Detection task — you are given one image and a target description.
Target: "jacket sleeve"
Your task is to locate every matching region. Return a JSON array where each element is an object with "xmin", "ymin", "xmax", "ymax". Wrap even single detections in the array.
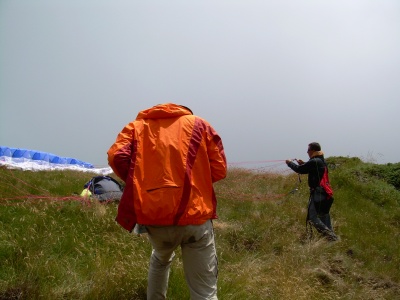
[
  {"xmin": 287, "ymin": 159, "xmax": 314, "ymax": 174},
  {"xmin": 206, "ymin": 126, "xmax": 227, "ymax": 183},
  {"xmin": 107, "ymin": 122, "xmax": 136, "ymax": 182}
]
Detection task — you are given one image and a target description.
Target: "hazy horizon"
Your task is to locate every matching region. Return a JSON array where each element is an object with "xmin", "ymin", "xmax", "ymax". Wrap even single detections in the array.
[{"xmin": 1, "ymin": 1, "xmax": 399, "ymax": 167}]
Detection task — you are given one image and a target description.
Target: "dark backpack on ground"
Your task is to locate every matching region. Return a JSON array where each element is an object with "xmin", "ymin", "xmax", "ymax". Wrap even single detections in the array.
[{"xmin": 84, "ymin": 176, "xmax": 123, "ymax": 202}]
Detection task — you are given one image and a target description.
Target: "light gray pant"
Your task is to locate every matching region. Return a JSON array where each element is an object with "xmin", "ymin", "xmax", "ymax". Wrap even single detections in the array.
[{"xmin": 146, "ymin": 220, "xmax": 218, "ymax": 300}]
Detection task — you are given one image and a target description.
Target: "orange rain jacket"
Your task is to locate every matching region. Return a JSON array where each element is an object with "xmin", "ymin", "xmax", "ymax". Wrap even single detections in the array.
[{"xmin": 107, "ymin": 103, "xmax": 227, "ymax": 232}]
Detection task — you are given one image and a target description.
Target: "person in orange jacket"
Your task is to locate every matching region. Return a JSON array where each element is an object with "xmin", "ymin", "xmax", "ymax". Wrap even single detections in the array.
[{"xmin": 107, "ymin": 103, "xmax": 227, "ymax": 300}]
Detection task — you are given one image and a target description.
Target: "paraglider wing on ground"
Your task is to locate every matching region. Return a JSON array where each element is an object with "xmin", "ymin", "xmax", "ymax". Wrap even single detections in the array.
[{"xmin": 0, "ymin": 146, "xmax": 112, "ymax": 175}]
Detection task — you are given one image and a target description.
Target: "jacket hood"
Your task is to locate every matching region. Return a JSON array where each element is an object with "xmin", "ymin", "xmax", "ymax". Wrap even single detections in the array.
[
  {"xmin": 311, "ymin": 151, "xmax": 324, "ymax": 158},
  {"xmin": 136, "ymin": 103, "xmax": 192, "ymax": 120}
]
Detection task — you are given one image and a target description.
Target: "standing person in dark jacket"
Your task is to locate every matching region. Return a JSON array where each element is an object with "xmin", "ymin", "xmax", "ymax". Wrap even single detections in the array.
[{"xmin": 286, "ymin": 142, "xmax": 338, "ymax": 241}]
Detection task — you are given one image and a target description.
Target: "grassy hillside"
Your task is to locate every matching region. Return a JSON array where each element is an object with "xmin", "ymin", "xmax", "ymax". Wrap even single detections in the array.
[{"xmin": 0, "ymin": 157, "xmax": 399, "ymax": 299}]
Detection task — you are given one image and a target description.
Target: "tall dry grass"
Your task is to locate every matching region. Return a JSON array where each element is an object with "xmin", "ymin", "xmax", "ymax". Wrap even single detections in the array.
[{"xmin": 0, "ymin": 157, "xmax": 399, "ymax": 299}]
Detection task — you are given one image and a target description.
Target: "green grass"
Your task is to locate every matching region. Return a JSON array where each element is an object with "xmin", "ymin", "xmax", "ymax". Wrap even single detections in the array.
[{"xmin": 0, "ymin": 157, "xmax": 399, "ymax": 299}]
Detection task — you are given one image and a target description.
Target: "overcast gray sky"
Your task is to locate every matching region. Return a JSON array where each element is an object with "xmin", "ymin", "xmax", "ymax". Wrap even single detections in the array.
[{"xmin": 1, "ymin": 0, "xmax": 399, "ymax": 168}]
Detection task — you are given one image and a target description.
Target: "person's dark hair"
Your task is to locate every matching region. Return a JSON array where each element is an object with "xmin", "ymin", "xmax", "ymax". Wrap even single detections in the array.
[
  {"xmin": 179, "ymin": 105, "xmax": 193, "ymax": 115},
  {"xmin": 308, "ymin": 142, "xmax": 321, "ymax": 151}
]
